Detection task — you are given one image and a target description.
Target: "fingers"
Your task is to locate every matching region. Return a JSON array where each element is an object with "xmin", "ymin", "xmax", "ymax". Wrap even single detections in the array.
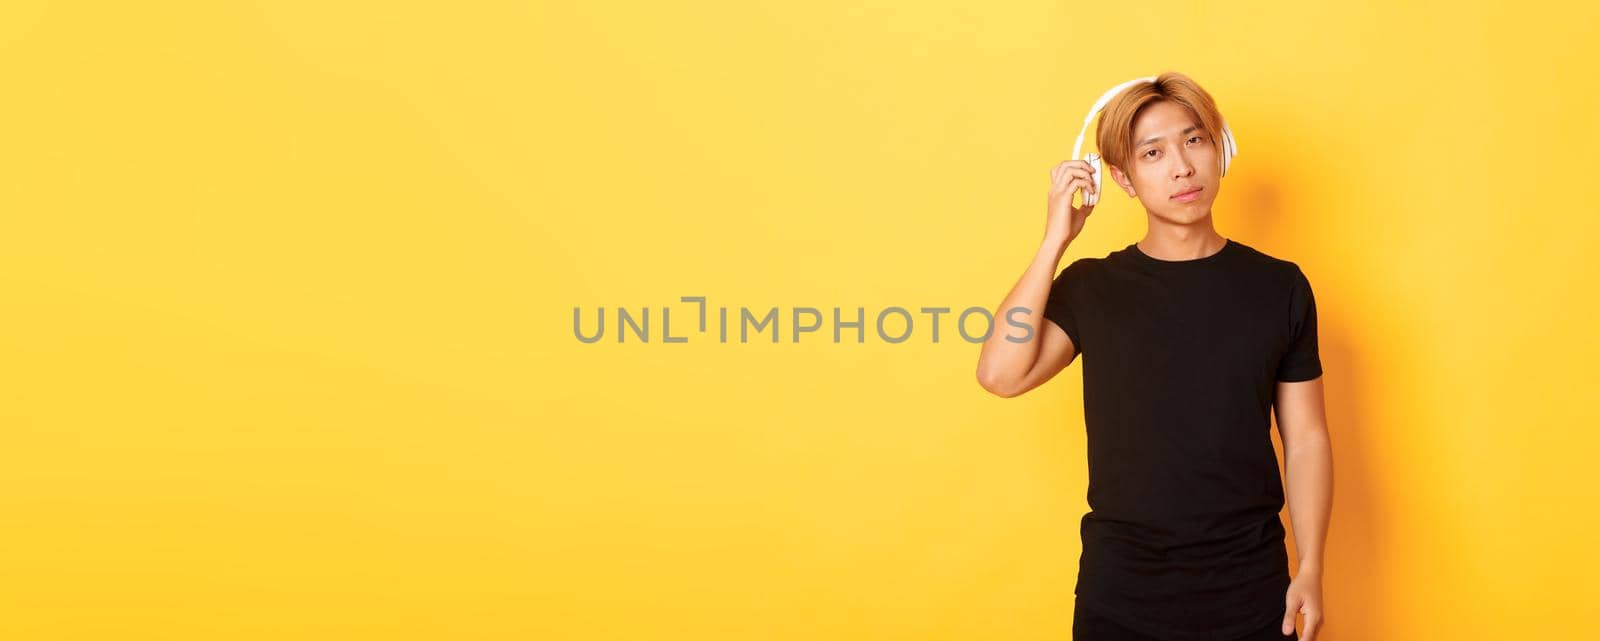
[
  {"xmin": 1061, "ymin": 167, "xmax": 1094, "ymax": 185},
  {"xmin": 1050, "ymin": 175, "xmax": 1095, "ymax": 201},
  {"xmin": 1051, "ymin": 160, "xmax": 1097, "ymax": 187},
  {"xmin": 1281, "ymin": 597, "xmax": 1299, "ymax": 636},
  {"xmin": 1074, "ymin": 173, "xmax": 1097, "ymax": 198},
  {"xmin": 1303, "ymin": 610, "xmax": 1323, "ymax": 641},
  {"xmin": 1062, "ymin": 158, "xmax": 1097, "ymax": 174},
  {"xmin": 1053, "ymin": 160, "xmax": 1096, "ymax": 184},
  {"xmin": 1050, "ymin": 168, "xmax": 1098, "ymax": 199}
]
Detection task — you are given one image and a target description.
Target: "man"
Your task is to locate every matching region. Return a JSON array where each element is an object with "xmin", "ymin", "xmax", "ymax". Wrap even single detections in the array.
[{"xmin": 975, "ymin": 72, "xmax": 1332, "ymax": 641}]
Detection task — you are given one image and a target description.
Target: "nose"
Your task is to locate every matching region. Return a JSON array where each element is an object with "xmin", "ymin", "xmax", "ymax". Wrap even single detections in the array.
[{"xmin": 1173, "ymin": 152, "xmax": 1195, "ymax": 180}]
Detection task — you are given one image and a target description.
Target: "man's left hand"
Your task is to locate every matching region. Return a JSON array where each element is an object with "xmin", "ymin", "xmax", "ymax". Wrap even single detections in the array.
[{"xmin": 1281, "ymin": 568, "xmax": 1324, "ymax": 640}]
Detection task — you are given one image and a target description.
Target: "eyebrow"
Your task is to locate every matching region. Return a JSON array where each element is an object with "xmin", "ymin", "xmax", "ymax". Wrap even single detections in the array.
[{"xmin": 1137, "ymin": 124, "xmax": 1202, "ymax": 147}]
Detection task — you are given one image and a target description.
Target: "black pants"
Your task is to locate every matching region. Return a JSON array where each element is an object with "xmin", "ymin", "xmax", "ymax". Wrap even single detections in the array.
[{"xmin": 1073, "ymin": 599, "xmax": 1298, "ymax": 641}]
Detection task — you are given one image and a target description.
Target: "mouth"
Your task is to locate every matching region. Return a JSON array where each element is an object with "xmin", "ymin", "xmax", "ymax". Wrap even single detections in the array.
[{"xmin": 1171, "ymin": 186, "xmax": 1203, "ymax": 201}]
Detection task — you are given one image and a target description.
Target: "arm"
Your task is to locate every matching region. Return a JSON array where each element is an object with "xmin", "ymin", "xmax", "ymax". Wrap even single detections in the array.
[
  {"xmin": 975, "ymin": 158, "xmax": 1098, "ymax": 398},
  {"xmin": 1276, "ymin": 375, "xmax": 1332, "ymax": 640},
  {"xmin": 974, "ymin": 236, "xmax": 1078, "ymax": 398}
]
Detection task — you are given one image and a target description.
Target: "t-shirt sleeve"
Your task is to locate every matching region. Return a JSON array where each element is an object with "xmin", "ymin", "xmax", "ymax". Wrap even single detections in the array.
[
  {"xmin": 1043, "ymin": 260, "xmax": 1084, "ymax": 352},
  {"xmin": 1276, "ymin": 266, "xmax": 1323, "ymax": 382}
]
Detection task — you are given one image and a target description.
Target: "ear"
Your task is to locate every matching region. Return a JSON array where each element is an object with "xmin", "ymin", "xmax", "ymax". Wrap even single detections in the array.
[{"xmin": 1108, "ymin": 164, "xmax": 1138, "ymax": 197}]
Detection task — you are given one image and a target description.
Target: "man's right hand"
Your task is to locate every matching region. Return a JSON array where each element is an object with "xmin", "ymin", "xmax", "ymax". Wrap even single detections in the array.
[{"xmin": 1046, "ymin": 158, "xmax": 1098, "ymax": 245}]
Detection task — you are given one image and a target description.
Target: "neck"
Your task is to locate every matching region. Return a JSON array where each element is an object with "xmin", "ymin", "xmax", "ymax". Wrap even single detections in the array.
[{"xmin": 1138, "ymin": 217, "xmax": 1226, "ymax": 261}]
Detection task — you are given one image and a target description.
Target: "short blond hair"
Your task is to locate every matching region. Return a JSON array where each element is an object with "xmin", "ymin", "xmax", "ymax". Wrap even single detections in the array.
[{"xmin": 1094, "ymin": 71, "xmax": 1229, "ymax": 177}]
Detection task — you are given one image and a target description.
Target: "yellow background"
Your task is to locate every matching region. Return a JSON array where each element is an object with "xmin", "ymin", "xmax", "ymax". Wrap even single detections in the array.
[{"xmin": 2, "ymin": 1, "xmax": 1596, "ymax": 639}]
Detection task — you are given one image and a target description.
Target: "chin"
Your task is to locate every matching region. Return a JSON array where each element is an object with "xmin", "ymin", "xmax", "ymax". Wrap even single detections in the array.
[{"xmin": 1151, "ymin": 204, "xmax": 1213, "ymax": 224}]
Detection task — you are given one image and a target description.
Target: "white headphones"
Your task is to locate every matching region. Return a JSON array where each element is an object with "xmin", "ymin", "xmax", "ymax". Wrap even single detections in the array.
[{"xmin": 1071, "ymin": 76, "xmax": 1238, "ymax": 206}]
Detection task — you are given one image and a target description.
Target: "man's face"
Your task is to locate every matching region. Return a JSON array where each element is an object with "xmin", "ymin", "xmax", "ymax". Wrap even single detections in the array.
[{"xmin": 1107, "ymin": 100, "xmax": 1221, "ymax": 224}]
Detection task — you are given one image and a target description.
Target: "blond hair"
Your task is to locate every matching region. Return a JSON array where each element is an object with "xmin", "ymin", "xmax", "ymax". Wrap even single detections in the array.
[{"xmin": 1094, "ymin": 71, "xmax": 1229, "ymax": 177}]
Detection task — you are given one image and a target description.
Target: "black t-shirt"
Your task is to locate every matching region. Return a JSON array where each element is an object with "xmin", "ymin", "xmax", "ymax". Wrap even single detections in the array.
[{"xmin": 1043, "ymin": 237, "xmax": 1322, "ymax": 641}]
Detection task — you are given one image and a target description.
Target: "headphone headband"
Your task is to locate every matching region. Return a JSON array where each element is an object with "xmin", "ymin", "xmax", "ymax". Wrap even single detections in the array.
[{"xmin": 1071, "ymin": 76, "xmax": 1158, "ymax": 161}]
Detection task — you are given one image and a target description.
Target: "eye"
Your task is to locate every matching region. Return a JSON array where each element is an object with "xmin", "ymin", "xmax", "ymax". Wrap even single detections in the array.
[
  {"xmin": 1143, "ymin": 149, "xmax": 1158, "ymax": 159},
  {"xmin": 1188, "ymin": 136, "xmax": 1204, "ymax": 144}
]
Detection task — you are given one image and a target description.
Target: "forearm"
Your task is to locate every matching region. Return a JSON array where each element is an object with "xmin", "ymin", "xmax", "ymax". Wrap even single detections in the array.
[
  {"xmin": 1284, "ymin": 433, "xmax": 1333, "ymax": 574},
  {"xmin": 975, "ymin": 236, "xmax": 1068, "ymax": 391}
]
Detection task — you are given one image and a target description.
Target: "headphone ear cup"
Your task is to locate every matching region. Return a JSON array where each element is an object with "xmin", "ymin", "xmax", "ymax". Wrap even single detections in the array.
[
  {"xmin": 1087, "ymin": 154, "xmax": 1102, "ymax": 206},
  {"xmin": 1220, "ymin": 125, "xmax": 1236, "ymax": 176}
]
